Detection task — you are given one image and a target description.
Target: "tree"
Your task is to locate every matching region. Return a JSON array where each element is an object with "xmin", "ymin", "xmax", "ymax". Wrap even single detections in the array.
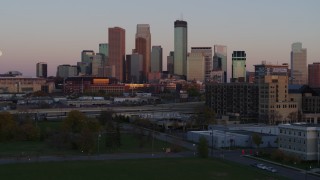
[
  {"xmin": 62, "ymin": 110, "xmax": 87, "ymax": 133},
  {"xmin": 194, "ymin": 106, "xmax": 216, "ymax": 129},
  {"xmin": 197, "ymin": 136, "xmax": 209, "ymax": 158},
  {"xmin": 287, "ymin": 111, "xmax": 298, "ymax": 123},
  {"xmin": 0, "ymin": 112, "xmax": 17, "ymax": 141},
  {"xmin": 269, "ymin": 111, "xmax": 283, "ymax": 125},
  {"xmin": 252, "ymin": 133, "xmax": 262, "ymax": 148},
  {"xmin": 98, "ymin": 110, "xmax": 114, "ymax": 126}
]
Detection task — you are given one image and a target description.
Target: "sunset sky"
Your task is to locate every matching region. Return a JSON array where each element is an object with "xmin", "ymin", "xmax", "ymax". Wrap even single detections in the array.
[{"xmin": 0, "ymin": 0, "xmax": 319, "ymax": 77}]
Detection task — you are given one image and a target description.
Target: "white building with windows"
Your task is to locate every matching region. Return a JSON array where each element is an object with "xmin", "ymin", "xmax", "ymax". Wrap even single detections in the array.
[{"xmin": 278, "ymin": 123, "xmax": 320, "ymax": 161}]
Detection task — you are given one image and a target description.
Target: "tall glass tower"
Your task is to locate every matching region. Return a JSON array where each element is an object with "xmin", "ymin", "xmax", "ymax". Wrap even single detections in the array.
[
  {"xmin": 174, "ymin": 20, "xmax": 187, "ymax": 77},
  {"xmin": 232, "ymin": 51, "xmax": 246, "ymax": 82}
]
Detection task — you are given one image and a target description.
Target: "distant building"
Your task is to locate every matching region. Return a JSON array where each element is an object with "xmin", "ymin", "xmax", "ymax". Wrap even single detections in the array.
[
  {"xmin": 136, "ymin": 24, "xmax": 151, "ymax": 81},
  {"xmin": 308, "ymin": 62, "xmax": 320, "ymax": 88},
  {"xmin": 174, "ymin": 20, "xmax": 188, "ymax": 76},
  {"xmin": 291, "ymin": 42, "xmax": 307, "ymax": 85},
  {"xmin": 213, "ymin": 45, "xmax": 227, "ymax": 82},
  {"xmin": 191, "ymin": 47, "xmax": 212, "ymax": 82},
  {"xmin": 91, "ymin": 53, "xmax": 105, "ymax": 77},
  {"xmin": 167, "ymin": 51, "xmax": 174, "ymax": 74},
  {"xmin": 210, "ymin": 70, "xmax": 225, "ymax": 83},
  {"xmin": 187, "ymin": 52, "xmax": 205, "ymax": 82},
  {"xmin": 108, "ymin": 27, "xmax": 126, "ymax": 82},
  {"xmin": 36, "ymin": 62, "xmax": 47, "ymax": 78},
  {"xmin": 64, "ymin": 77, "xmax": 121, "ymax": 94},
  {"xmin": 151, "ymin": 46, "xmax": 163, "ymax": 73},
  {"xmin": 99, "ymin": 43, "xmax": 108, "ymax": 57},
  {"xmin": 232, "ymin": 51, "xmax": 246, "ymax": 82},
  {"xmin": 56, "ymin": 64, "xmax": 78, "ymax": 78},
  {"xmin": 0, "ymin": 77, "xmax": 54, "ymax": 93},
  {"xmin": 127, "ymin": 53, "xmax": 143, "ymax": 83}
]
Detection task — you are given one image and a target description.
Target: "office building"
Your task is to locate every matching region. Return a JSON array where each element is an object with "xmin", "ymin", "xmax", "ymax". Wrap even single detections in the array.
[
  {"xmin": 136, "ymin": 24, "xmax": 151, "ymax": 81},
  {"xmin": 108, "ymin": 27, "xmax": 125, "ymax": 82},
  {"xmin": 174, "ymin": 20, "xmax": 187, "ymax": 76},
  {"xmin": 99, "ymin": 43, "xmax": 108, "ymax": 65},
  {"xmin": 151, "ymin": 46, "xmax": 163, "ymax": 73},
  {"xmin": 210, "ymin": 71, "xmax": 225, "ymax": 83},
  {"xmin": 191, "ymin": 47, "xmax": 212, "ymax": 82},
  {"xmin": 254, "ymin": 63, "xmax": 298, "ymax": 124},
  {"xmin": 308, "ymin": 62, "xmax": 320, "ymax": 88},
  {"xmin": 56, "ymin": 64, "xmax": 78, "ymax": 78},
  {"xmin": 91, "ymin": 53, "xmax": 105, "ymax": 77},
  {"xmin": 167, "ymin": 51, "xmax": 174, "ymax": 74},
  {"xmin": 187, "ymin": 52, "xmax": 205, "ymax": 82},
  {"xmin": 232, "ymin": 51, "xmax": 246, "ymax": 82},
  {"xmin": 206, "ymin": 83, "xmax": 259, "ymax": 121},
  {"xmin": 213, "ymin": 45, "xmax": 227, "ymax": 82},
  {"xmin": 291, "ymin": 42, "xmax": 307, "ymax": 85},
  {"xmin": 79, "ymin": 50, "xmax": 95, "ymax": 75},
  {"xmin": 126, "ymin": 53, "xmax": 143, "ymax": 83},
  {"xmin": 36, "ymin": 62, "xmax": 47, "ymax": 78},
  {"xmin": 0, "ymin": 77, "xmax": 54, "ymax": 94}
]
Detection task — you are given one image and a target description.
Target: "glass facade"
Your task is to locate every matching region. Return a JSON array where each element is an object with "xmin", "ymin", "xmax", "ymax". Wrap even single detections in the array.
[
  {"xmin": 232, "ymin": 51, "xmax": 246, "ymax": 82},
  {"xmin": 174, "ymin": 20, "xmax": 187, "ymax": 76}
]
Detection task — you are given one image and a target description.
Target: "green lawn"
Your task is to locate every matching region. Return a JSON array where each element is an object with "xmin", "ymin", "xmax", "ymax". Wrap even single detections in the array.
[
  {"xmin": 0, "ymin": 133, "xmax": 175, "ymax": 157},
  {"xmin": 0, "ymin": 158, "xmax": 285, "ymax": 180}
]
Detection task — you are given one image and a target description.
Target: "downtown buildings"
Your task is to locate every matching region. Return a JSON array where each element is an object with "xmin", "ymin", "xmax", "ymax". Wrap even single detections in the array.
[{"xmin": 36, "ymin": 62, "xmax": 47, "ymax": 78}]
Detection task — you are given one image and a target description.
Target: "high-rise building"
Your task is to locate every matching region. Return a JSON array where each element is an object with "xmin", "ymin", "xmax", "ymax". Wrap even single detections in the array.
[
  {"xmin": 291, "ymin": 42, "xmax": 307, "ymax": 85},
  {"xmin": 126, "ymin": 53, "xmax": 143, "ymax": 83},
  {"xmin": 99, "ymin": 43, "xmax": 108, "ymax": 65},
  {"xmin": 174, "ymin": 20, "xmax": 187, "ymax": 77},
  {"xmin": 167, "ymin": 51, "xmax": 174, "ymax": 74},
  {"xmin": 79, "ymin": 50, "xmax": 95, "ymax": 75},
  {"xmin": 108, "ymin": 27, "xmax": 125, "ymax": 82},
  {"xmin": 308, "ymin": 62, "xmax": 320, "ymax": 88},
  {"xmin": 232, "ymin": 51, "xmax": 246, "ymax": 82},
  {"xmin": 36, "ymin": 62, "xmax": 47, "ymax": 78},
  {"xmin": 187, "ymin": 52, "xmax": 205, "ymax": 82},
  {"xmin": 91, "ymin": 53, "xmax": 105, "ymax": 77},
  {"xmin": 151, "ymin": 46, "xmax": 163, "ymax": 73},
  {"xmin": 191, "ymin": 47, "xmax": 212, "ymax": 82},
  {"xmin": 254, "ymin": 63, "xmax": 298, "ymax": 124},
  {"xmin": 56, "ymin": 64, "xmax": 78, "ymax": 78},
  {"xmin": 135, "ymin": 24, "xmax": 151, "ymax": 81},
  {"xmin": 213, "ymin": 45, "xmax": 227, "ymax": 82}
]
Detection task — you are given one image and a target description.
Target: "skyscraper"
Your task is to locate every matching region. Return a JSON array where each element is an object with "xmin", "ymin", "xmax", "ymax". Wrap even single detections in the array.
[
  {"xmin": 99, "ymin": 43, "xmax": 108, "ymax": 57},
  {"xmin": 135, "ymin": 24, "xmax": 151, "ymax": 81},
  {"xmin": 187, "ymin": 52, "xmax": 205, "ymax": 82},
  {"xmin": 167, "ymin": 51, "xmax": 174, "ymax": 74},
  {"xmin": 151, "ymin": 46, "xmax": 163, "ymax": 73},
  {"xmin": 232, "ymin": 51, "xmax": 246, "ymax": 82},
  {"xmin": 79, "ymin": 50, "xmax": 95, "ymax": 75},
  {"xmin": 291, "ymin": 42, "xmax": 307, "ymax": 85},
  {"xmin": 308, "ymin": 62, "xmax": 320, "ymax": 88},
  {"xmin": 191, "ymin": 47, "xmax": 212, "ymax": 82},
  {"xmin": 36, "ymin": 62, "xmax": 47, "ymax": 78},
  {"xmin": 213, "ymin": 45, "xmax": 227, "ymax": 82},
  {"xmin": 108, "ymin": 27, "xmax": 125, "ymax": 82},
  {"xmin": 174, "ymin": 20, "xmax": 187, "ymax": 77}
]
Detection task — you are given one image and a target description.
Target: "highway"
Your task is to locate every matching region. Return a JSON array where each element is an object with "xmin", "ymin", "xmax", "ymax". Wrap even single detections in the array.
[{"xmin": 8, "ymin": 101, "xmax": 204, "ymax": 118}]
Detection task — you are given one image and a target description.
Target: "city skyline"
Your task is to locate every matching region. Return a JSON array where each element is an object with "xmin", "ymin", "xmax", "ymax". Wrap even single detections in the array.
[{"xmin": 0, "ymin": 0, "xmax": 319, "ymax": 77}]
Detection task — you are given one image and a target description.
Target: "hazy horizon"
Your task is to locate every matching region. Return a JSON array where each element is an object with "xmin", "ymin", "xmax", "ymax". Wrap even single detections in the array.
[{"xmin": 0, "ymin": 0, "xmax": 319, "ymax": 78}]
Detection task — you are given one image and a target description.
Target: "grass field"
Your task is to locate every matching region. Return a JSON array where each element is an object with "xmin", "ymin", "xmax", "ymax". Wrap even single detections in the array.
[
  {"xmin": 0, "ymin": 158, "xmax": 285, "ymax": 180},
  {"xmin": 0, "ymin": 133, "xmax": 173, "ymax": 157}
]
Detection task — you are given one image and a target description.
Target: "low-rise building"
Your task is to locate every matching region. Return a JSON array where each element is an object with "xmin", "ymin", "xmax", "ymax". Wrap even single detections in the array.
[{"xmin": 278, "ymin": 123, "xmax": 320, "ymax": 161}]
